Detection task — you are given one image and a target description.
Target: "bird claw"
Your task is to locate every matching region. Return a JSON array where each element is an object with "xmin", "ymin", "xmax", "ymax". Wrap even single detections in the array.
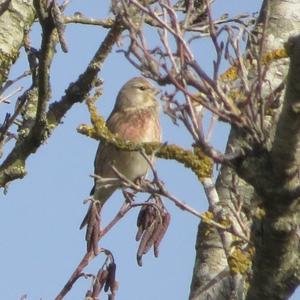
[{"xmin": 91, "ymin": 174, "xmax": 121, "ymax": 189}]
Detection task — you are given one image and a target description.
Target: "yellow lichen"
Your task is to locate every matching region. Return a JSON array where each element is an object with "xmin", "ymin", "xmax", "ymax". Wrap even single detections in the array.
[
  {"xmin": 220, "ymin": 48, "xmax": 287, "ymax": 83},
  {"xmin": 219, "ymin": 216, "xmax": 232, "ymax": 228},
  {"xmin": 227, "ymin": 89, "xmax": 248, "ymax": 108},
  {"xmin": 220, "ymin": 65, "xmax": 240, "ymax": 81},
  {"xmin": 199, "ymin": 211, "xmax": 215, "ymax": 236},
  {"xmin": 77, "ymin": 99, "xmax": 213, "ymax": 182},
  {"xmin": 228, "ymin": 247, "xmax": 254, "ymax": 274},
  {"xmin": 261, "ymin": 48, "xmax": 287, "ymax": 64},
  {"xmin": 201, "ymin": 211, "xmax": 214, "ymax": 223},
  {"xmin": 254, "ymin": 207, "xmax": 266, "ymax": 220}
]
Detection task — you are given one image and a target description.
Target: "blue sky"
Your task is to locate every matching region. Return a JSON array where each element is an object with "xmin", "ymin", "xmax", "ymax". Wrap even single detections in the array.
[{"xmin": 1, "ymin": 1, "xmax": 299, "ymax": 300}]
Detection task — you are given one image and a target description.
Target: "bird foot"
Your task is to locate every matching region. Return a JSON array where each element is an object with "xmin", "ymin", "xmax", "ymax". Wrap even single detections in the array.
[{"xmin": 91, "ymin": 174, "xmax": 121, "ymax": 189}]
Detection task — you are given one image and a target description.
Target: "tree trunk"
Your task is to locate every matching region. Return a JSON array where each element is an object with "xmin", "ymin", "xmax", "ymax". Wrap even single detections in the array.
[
  {"xmin": 189, "ymin": 1, "xmax": 300, "ymax": 299},
  {"xmin": 0, "ymin": 0, "xmax": 35, "ymax": 86}
]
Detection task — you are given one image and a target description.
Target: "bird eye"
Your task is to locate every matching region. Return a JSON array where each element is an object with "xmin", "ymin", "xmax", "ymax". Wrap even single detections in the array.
[{"xmin": 138, "ymin": 85, "xmax": 147, "ymax": 91}]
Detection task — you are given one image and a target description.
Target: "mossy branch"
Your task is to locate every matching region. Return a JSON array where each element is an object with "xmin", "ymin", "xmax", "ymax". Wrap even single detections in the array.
[
  {"xmin": 77, "ymin": 99, "xmax": 213, "ymax": 181},
  {"xmin": 228, "ymin": 247, "xmax": 254, "ymax": 275},
  {"xmin": 220, "ymin": 48, "xmax": 288, "ymax": 82}
]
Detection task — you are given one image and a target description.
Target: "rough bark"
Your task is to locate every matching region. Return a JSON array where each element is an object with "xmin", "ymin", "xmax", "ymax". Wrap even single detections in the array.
[
  {"xmin": 244, "ymin": 33, "xmax": 300, "ymax": 300},
  {"xmin": 189, "ymin": 1, "xmax": 300, "ymax": 299},
  {"xmin": 0, "ymin": 0, "xmax": 35, "ymax": 87}
]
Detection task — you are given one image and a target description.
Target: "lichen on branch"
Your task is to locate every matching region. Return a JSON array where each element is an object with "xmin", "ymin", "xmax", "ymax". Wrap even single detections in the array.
[
  {"xmin": 77, "ymin": 99, "xmax": 213, "ymax": 181},
  {"xmin": 220, "ymin": 48, "xmax": 288, "ymax": 82}
]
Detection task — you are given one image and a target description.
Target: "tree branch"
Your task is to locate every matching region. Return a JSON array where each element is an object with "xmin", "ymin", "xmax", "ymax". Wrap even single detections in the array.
[
  {"xmin": 77, "ymin": 99, "xmax": 213, "ymax": 181},
  {"xmin": 246, "ymin": 34, "xmax": 300, "ymax": 300},
  {"xmin": 0, "ymin": 17, "xmax": 124, "ymax": 188},
  {"xmin": 47, "ymin": 17, "xmax": 124, "ymax": 126},
  {"xmin": 63, "ymin": 14, "xmax": 115, "ymax": 28}
]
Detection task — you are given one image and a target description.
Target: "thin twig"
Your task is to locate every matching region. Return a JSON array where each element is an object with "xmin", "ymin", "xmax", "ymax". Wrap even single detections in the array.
[{"xmin": 64, "ymin": 15, "xmax": 115, "ymax": 28}]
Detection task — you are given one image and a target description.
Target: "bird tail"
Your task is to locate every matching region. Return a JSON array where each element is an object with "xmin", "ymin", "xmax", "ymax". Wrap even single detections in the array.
[
  {"xmin": 79, "ymin": 185, "xmax": 95, "ymax": 229},
  {"xmin": 79, "ymin": 185, "xmax": 115, "ymax": 230},
  {"xmin": 79, "ymin": 204, "xmax": 91, "ymax": 229}
]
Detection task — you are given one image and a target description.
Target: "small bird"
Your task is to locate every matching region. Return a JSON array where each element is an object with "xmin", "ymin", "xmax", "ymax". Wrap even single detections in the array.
[{"xmin": 80, "ymin": 77, "xmax": 161, "ymax": 252}]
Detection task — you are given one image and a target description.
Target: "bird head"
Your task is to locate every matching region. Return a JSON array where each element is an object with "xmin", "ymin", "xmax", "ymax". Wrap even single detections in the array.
[{"xmin": 114, "ymin": 77, "xmax": 160, "ymax": 111}]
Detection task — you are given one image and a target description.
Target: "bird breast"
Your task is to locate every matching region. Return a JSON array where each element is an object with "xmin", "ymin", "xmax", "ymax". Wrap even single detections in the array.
[
  {"xmin": 95, "ymin": 106, "xmax": 161, "ymax": 182},
  {"xmin": 107, "ymin": 106, "xmax": 161, "ymax": 143}
]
